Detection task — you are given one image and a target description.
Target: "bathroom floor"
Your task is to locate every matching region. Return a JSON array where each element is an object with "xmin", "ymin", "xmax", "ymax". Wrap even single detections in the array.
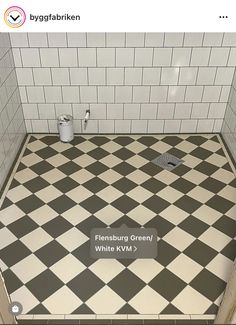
[{"xmin": 0, "ymin": 134, "xmax": 235, "ymax": 320}]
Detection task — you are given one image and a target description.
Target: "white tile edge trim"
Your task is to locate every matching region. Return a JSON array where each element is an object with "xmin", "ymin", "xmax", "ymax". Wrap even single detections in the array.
[{"xmin": 16, "ymin": 314, "xmax": 216, "ymax": 320}]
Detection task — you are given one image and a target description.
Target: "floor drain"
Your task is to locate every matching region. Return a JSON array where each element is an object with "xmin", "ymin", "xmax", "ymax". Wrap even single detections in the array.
[{"xmin": 151, "ymin": 153, "xmax": 184, "ymax": 171}]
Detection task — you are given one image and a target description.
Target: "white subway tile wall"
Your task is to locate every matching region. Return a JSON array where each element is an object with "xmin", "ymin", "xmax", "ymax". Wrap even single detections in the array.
[
  {"xmin": 222, "ymin": 69, "xmax": 236, "ymax": 161},
  {"xmin": 9, "ymin": 32, "xmax": 236, "ymax": 134},
  {"xmin": 0, "ymin": 33, "xmax": 26, "ymax": 191}
]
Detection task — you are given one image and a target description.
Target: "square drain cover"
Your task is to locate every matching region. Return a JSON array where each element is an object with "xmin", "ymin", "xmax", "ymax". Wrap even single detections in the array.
[{"xmin": 152, "ymin": 153, "xmax": 184, "ymax": 171}]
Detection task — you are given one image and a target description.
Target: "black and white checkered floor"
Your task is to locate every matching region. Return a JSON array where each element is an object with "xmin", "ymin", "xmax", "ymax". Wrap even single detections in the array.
[{"xmin": 0, "ymin": 134, "xmax": 235, "ymax": 320}]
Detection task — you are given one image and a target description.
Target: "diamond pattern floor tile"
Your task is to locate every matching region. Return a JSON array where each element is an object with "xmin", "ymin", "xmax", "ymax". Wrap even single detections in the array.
[
  {"xmin": 0, "ymin": 227, "xmax": 17, "ymax": 250},
  {"xmin": 42, "ymin": 216, "xmax": 73, "ymax": 238},
  {"xmin": 35, "ymin": 240, "xmax": 69, "ymax": 267},
  {"xmin": 50, "ymin": 254, "xmax": 87, "ymax": 284},
  {"xmin": 148, "ymin": 269, "xmax": 186, "ymax": 301},
  {"xmin": 128, "ymin": 286, "xmax": 169, "ymax": 314},
  {"xmin": 189, "ymin": 269, "xmax": 227, "ymax": 301},
  {"xmin": 0, "ymin": 134, "xmax": 235, "ymax": 317},
  {"xmin": 26, "ymin": 269, "xmax": 64, "ymax": 301},
  {"xmin": 171, "ymin": 286, "xmax": 212, "ymax": 314},
  {"xmin": 43, "ymin": 286, "xmax": 83, "ymax": 314},
  {"xmin": 183, "ymin": 240, "xmax": 218, "ymax": 267},
  {"xmin": 10, "ymin": 286, "xmax": 40, "ymax": 314},
  {"xmin": 7, "ymin": 217, "xmax": 38, "ymax": 238},
  {"xmin": 11, "ymin": 254, "xmax": 47, "ymax": 284},
  {"xmin": 2, "ymin": 269, "xmax": 23, "ymax": 294},
  {"xmin": 108, "ymin": 269, "xmax": 146, "ymax": 301},
  {"xmin": 86, "ymin": 286, "xmax": 126, "ymax": 314},
  {"xmin": 67, "ymin": 270, "xmax": 104, "ymax": 301}
]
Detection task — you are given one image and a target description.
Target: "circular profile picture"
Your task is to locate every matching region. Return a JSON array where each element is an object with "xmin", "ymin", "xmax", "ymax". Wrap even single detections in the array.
[{"xmin": 4, "ymin": 6, "xmax": 26, "ymax": 28}]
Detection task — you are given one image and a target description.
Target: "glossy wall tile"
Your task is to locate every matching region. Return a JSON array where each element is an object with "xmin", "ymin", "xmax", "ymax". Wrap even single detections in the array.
[
  {"xmin": 222, "ymin": 69, "xmax": 236, "ymax": 162},
  {"xmin": 0, "ymin": 33, "xmax": 26, "ymax": 192},
  {"xmin": 10, "ymin": 33, "xmax": 236, "ymax": 134}
]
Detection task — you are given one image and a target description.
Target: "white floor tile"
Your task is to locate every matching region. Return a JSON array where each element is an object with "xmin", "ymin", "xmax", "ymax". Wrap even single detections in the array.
[
  {"xmin": 126, "ymin": 142, "xmax": 147, "ymax": 154},
  {"xmin": 150, "ymin": 141, "xmax": 172, "ymax": 153},
  {"xmin": 125, "ymin": 155, "xmax": 147, "ymax": 168},
  {"xmin": 56, "ymin": 227, "xmax": 89, "ymax": 252},
  {"xmin": 154, "ymin": 170, "xmax": 179, "ymax": 185},
  {"xmin": 198, "ymin": 227, "xmax": 231, "ymax": 251},
  {"xmin": 98, "ymin": 169, "xmax": 122, "ymax": 184},
  {"xmin": 206, "ymin": 254, "xmax": 234, "ymax": 282},
  {"xmin": 129, "ymin": 286, "xmax": 169, "ymax": 313},
  {"xmin": 205, "ymin": 154, "xmax": 228, "ymax": 167},
  {"xmin": 187, "ymin": 186, "xmax": 214, "ymax": 203},
  {"xmin": 14, "ymin": 169, "xmax": 38, "ymax": 184},
  {"xmin": 192, "ymin": 205, "xmax": 222, "ymax": 225},
  {"xmin": 40, "ymin": 169, "xmax": 65, "ymax": 184},
  {"xmin": 10, "ymin": 286, "xmax": 39, "ymax": 314},
  {"xmin": 0, "ymin": 228, "xmax": 17, "ymax": 250},
  {"xmin": 27, "ymin": 140, "xmax": 47, "ymax": 152},
  {"xmin": 86, "ymin": 286, "xmax": 125, "ymax": 314},
  {"xmin": 50, "ymin": 142, "xmax": 72, "ymax": 153},
  {"xmin": 94, "ymin": 205, "xmax": 124, "ymax": 225},
  {"xmin": 167, "ymin": 253, "xmax": 202, "ymax": 283},
  {"xmin": 225, "ymin": 205, "xmax": 236, "ymax": 220},
  {"xmin": 43, "ymin": 286, "xmax": 82, "ymax": 314},
  {"xmin": 50, "ymin": 254, "xmax": 86, "ymax": 283},
  {"xmin": 126, "ymin": 170, "xmax": 150, "ymax": 184},
  {"xmin": 0, "ymin": 205, "xmax": 25, "ymax": 226},
  {"xmin": 28, "ymin": 205, "xmax": 58, "ymax": 226},
  {"xmin": 70, "ymin": 170, "xmax": 94, "ymax": 184},
  {"xmin": 21, "ymin": 153, "xmax": 43, "ymax": 167},
  {"xmin": 163, "ymin": 227, "xmax": 195, "ymax": 251},
  {"xmin": 157, "ymin": 187, "xmax": 183, "ymax": 204},
  {"xmin": 6, "ymin": 185, "xmax": 32, "ymax": 203},
  {"xmin": 182, "ymin": 169, "xmax": 208, "ymax": 185},
  {"xmin": 201, "ymin": 140, "xmax": 221, "ymax": 152},
  {"xmin": 61, "ymin": 205, "xmax": 91, "ymax": 225},
  {"xmin": 159, "ymin": 205, "xmax": 189, "ymax": 225},
  {"xmin": 211, "ymin": 168, "xmax": 235, "ymax": 184},
  {"xmin": 100, "ymin": 155, "xmax": 122, "ymax": 168},
  {"xmin": 96, "ymin": 186, "xmax": 123, "ymax": 203},
  {"xmin": 73, "ymin": 155, "xmax": 96, "ymax": 168},
  {"xmin": 35, "ymin": 185, "xmax": 62, "ymax": 203},
  {"xmin": 172, "ymin": 286, "xmax": 212, "ymax": 314},
  {"xmin": 218, "ymin": 185, "xmax": 236, "ymax": 202},
  {"xmin": 175, "ymin": 141, "xmax": 197, "ymax": 153},
  {"xmin": 66, "ymin": 186, "xmax": 93, "ymax": 203},
  {"xmin": 128, "ymin": 259, "xmax": 164, "ymax": 283},
  {"xmin": 11, "ymin": 254, "xmax": 47, "ymax": 283},
  {"xmin": 127, "ymin": 205, "xmax": 156, "ymax": 225},
  {"xmin": 75, "ymin": 141, "xmax": 97, "ymax": 153},
  {"xmin": 183, "ymin": 155, "xmax": 202, "ymax": 168},
  {"xmin": 89, "ymin": 259, "xmax": 125, "ymax": 283},
  {"xmin": 127, "ymin": 187, "xmax": 153, "ymax": 203},
  {"xmin": 46, "ymin": 154, "xmax": 70, "ymax": 167},
  {"xmin": 20, "ymin": 228, "xmax": 53, "ymax": 252}
]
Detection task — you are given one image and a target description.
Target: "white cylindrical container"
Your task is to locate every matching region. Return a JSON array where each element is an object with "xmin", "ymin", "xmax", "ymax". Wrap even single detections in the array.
[{"xmin": 57, "ymin": 115, "xmax": 74, "ymax": 142}]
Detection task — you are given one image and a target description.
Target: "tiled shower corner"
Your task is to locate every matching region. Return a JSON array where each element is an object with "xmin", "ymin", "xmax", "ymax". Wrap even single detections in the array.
[{"xmin": 0, "ymin": 32, "xmax": 236, "ymax": 324}]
